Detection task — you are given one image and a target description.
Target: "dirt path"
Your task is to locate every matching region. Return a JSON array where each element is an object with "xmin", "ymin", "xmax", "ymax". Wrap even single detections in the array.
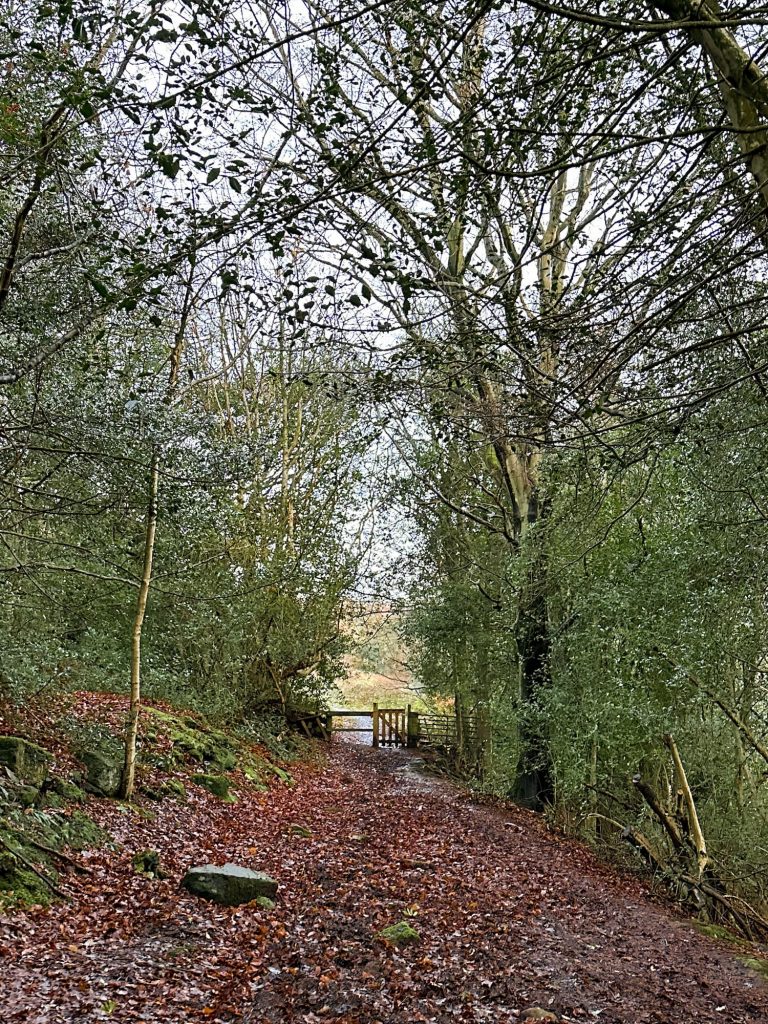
[{"xmin": 2, "ymin": 743, "xmax": 767, "ymax": 1023}]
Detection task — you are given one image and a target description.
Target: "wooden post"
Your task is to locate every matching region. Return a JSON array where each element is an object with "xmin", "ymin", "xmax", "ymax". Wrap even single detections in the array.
[
  {"xmin": 372, "ymin": 703, "xmax": 379, "ymax": 748},
  {"xmin": 455, "ymin": 693, "xmax": 465, "ymax": 753},
  {"xmin": 324, "ymin": 713, "xmax": 333, "ymax": 741},
  {"xmin": 406, "ymin": 705, "xmax": 418, "ymax": 748}
]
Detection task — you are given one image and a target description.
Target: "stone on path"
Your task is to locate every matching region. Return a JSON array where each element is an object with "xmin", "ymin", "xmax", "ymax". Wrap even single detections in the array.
[
  {"xmin": 520, "ymin": 1009, "xmax": 558, "ymax": 1022},
  {"xmin": 181, "ymin": 864, "xmax": 278, "ymax": 906}
]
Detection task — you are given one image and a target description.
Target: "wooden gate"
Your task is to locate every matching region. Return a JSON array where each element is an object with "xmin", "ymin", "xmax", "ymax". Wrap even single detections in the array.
[
  {"xmin": 324, "ymin": 705, "xmax": 483, "ymax": 753},
  {"xmin": 373, "ymin": 705, "xmax": 408, "ymax": 748}
]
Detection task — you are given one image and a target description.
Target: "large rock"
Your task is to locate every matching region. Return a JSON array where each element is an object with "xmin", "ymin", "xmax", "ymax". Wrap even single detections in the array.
[
  {"xmin": 181, "ymin": 864, "xmax": 278, "ymax": 906},
  {"xmin": 80, "ymin": 747, "xmax": 122, "ymax": 797},
  {"xmin": 0, "ymin": 736, "xmax": 52, "ymax": 785}
]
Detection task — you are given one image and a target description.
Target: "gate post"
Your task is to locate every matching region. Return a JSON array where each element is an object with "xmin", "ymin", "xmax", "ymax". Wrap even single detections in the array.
[
  {"xmin": 372, "ymin": 702, "xmax": 379, "ymax": 748},
  {"xmin": 407, "ymin": 705, "xmax": 419, "ymax": 748}
]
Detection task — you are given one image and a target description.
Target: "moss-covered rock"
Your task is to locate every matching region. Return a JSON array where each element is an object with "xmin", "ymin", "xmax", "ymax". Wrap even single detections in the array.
[
  {"xmin": 143, "ymin": 708, "xmax": 295, "ymax": 787},
  {"xmin": 160, "ymin": 779, "xmax": 187, "ymax": 800},
  {"xmin": 144, "ymin": 709, "xmax": 240, "ymax": 772},
  {"xmin": 0, "ymin": 809, "xmax": 104, "ymax": 909},
  {"xmin": 288, "ymin": 823, "xmax": 312, "ymax": 838},
  {"xmin": 17, "ymin": 785, "xmax": 39, "ymax": 807},
  {"xmin": 191, "ymin": 773, "xmax": 236, "ymax": 801},
  {"xmin": 79, "ymin": 745, "xmax": 123, "ymax": 797},
  {"xmin": 243, "ymin": 759, "xmax": 292, "ymax": 787},
  {"xmin": 0, "ymin": 736, "xmax": 52, "ymax": 785},
  {"xmin": 741, "ymin": 956, "xmax": 768, "ymax": 981},
  {"xmin": 692, "ymin": 921, "xmax": 739, "ymax": 942},
  {"xmin": 269, "ymin": 764, "xmax": 293, "ymax": 785},
  {"xmin": 0, "ymin": 848, "xmax": 54, "ymax": 909},
  {"xmin": 376, "ymin": 921, "xmax": 420, "ymax": 947},
  {"xmin": 241, "ymin": 765, "xmax": 269, "ymax": 791},
  {"xmin": 215, "ymin": 748, "xmax": 238, "ymax": 771},
  {"xmin": 51, "ymin": 778, "xmax": 87, "ymax": 803},
  {"xmin": 132, "ymin": 849, "xmax": 168, "ymax": 879}
]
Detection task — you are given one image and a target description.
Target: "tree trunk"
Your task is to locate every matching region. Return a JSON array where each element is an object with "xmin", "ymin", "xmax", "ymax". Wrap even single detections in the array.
[
  {"xmin": 653, "ymin": 0, "xmax": 768, "ymax": 234},
  {"xmin": 513, "ymin": 491, "xmax": 553, "ymax": 809},
  {"xmin": 120, "ymin": 451, "xmax": 160, "ymax": 801},
  {"xmin": 664, "ymin": 734, "xmax": 710, "ymax": 879},
  {"xmin": 588, "ymin": 734, "xmax": 599, "ymax": 838},
  {"xmin": 515, "ymin": 569, "xmax": 553, "ymax": 808}
]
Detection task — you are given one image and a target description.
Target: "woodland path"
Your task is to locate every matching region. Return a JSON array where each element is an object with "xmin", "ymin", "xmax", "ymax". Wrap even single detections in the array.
[{"xmin": 2, "ymin": 743, "xmax": 768, "ymax": 1024}]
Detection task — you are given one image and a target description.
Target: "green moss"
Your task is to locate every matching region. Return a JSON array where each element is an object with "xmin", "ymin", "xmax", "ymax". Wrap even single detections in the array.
[
  {"xmin": 254, "ymin": 895, "xmax": 275, "ymax": 910},
  {"xmin": 143, "ymin": 708, "xmax": 297, "ymax": 784},
  {"xmin": 692, "ymin": 921, "xmax": 742, "ymax": 943},
  {"xmin": 0, "ymin": 840, "xmax": 55, "ymax": 909},
  {"xmin": 161, "ymin": 779, "xmax": 187, "ymax": 800},
  {"xmin": 215, "ymin": 749, "xmax": 238, "ymax": 770},
  {"xmin": 17, "ymin": 785, "xmax": 39, "ymax": 807},
  {"xmin": 288, "ymin": 823, "xmax": 312, "ymax": 838},
  {"xmin": 241, "ymin": 765, "xmax": 269, "ymax": 790},
  {"xmin": 192, "ymin": 773, "xmax": 237, "ymax": 802},
  {"xmin": 741, "ymin": 957, "xmax": 768, "ymax": 981},
  {"xmin": 144, "ymin": 708, "xmax": 241, "ymax": 772},
  {"xmin": 242, "ymin": 756, "xmax": 292, "ymax": 787},
  {"xmin": 0, "ymin": 864, "xmax": 53, "ymax": 909},
  {"xmin": 63, "ymin": 810, "xmax": 108, "ymax": 850},
  {"xmin": 269, "ymin": 764, "xmax": 293, "ymax": 785},
  {"xmin": 51, "ymin": 778, "xmax": 87, "ymax": 803},
  {"xmin": 376, "ymin": 921, "xmax": 420, "ymax": 946},
  {"xmin": 132, "ymin": 849, "xmax": 168, "ymax": 879}
]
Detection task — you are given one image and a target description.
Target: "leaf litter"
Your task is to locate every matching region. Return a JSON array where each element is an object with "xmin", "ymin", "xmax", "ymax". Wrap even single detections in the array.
[{"xmin": 1, "ymin": 704, "xmax": 767, "ymax": 1024}]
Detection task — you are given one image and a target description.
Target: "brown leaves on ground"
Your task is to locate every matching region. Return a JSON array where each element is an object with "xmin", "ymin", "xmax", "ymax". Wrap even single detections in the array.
[{"xmin": 1, "ymin": 701, "xmax": 767, "ymax": 1024}]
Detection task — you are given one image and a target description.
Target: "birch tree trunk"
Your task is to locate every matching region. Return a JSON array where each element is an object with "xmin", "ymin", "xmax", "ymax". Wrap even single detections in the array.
[
  {"xmin": 118, "ymin": 262, "xmax": 193, "ymax": 800},
  {"xmin": 119, "ymin": 451, "xmax": 160, "ymax": 800}
]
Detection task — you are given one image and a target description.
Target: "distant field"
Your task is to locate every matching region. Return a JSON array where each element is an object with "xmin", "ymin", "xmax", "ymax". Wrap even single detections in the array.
[{"xmin": 335, "ymin": 664, "xmax": 429, "ymax": 712}]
